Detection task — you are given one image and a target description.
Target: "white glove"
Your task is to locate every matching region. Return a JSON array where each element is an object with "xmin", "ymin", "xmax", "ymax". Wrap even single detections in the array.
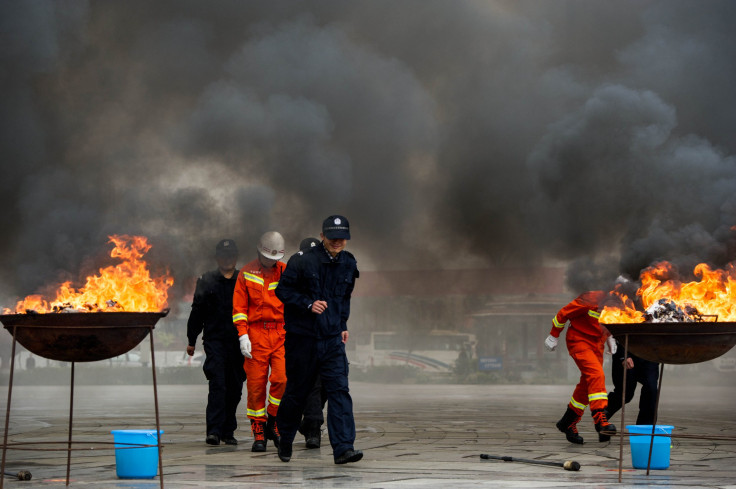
[
  {"xmin": 606, "ymin": 336, "xmax": 617, "ymax": 355},
  {"xmin": 544, "ymin": 335, "xmax": 558, "ymax": 352},
  {"xmin": 239, "ymin": 334, "xmax": 252, "ymax": 359}
]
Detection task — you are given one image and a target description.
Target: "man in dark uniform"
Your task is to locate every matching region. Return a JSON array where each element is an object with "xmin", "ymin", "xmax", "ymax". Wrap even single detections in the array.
[
  {"xmin": 606, "ymin": 341, "xmax": 659, "ymax": 425},
  {"xmin": 186, "ymin": 239, "xmax": 245, "ymax": 446},
  {"xmin": 296, "ymin": 237, "xmax": 328, "ymax": 449},
  {"xmin": 275, "ymin": 216, "xmax": 362, "ymax": 464}
]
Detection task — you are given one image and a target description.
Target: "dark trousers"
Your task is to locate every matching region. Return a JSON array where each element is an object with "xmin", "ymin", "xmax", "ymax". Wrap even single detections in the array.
[
  {"xmin": 607, "ymin": 350, "xmax": 659, "ymax": 425},
  {"xmin": 277, "ymin": 332, "xmax": 355, "ymax": 458},
  {"xmin": 300, "ymin": 376, "xmax": 327, "ymax": 433},
  {"xmin": 203, "ymin": 339, "xmax": 245, "ymax": 437}
]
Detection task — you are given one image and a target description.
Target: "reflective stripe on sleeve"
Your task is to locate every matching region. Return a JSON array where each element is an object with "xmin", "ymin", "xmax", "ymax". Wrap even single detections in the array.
[
  {"xmin": 268, "ymin": 281, "xmax": 278, "ymax": 291},
  {"xmin": 268, "ymin": 394, "xmax": 281, "ymax": 406},
  {"xmin": 552, "ymin": 316, "xmax": 565, "ymax": 329},
  {"xmin": 588, "ymin": 310, "xmax": 600, "ymax": 319},
  {"xmin": 233, "ymin": 313, "xmax": 248, "ymax": 322}
]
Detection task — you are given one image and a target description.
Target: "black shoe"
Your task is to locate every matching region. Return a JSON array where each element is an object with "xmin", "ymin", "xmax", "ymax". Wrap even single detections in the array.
[
  {"xmin": 335, "ymin": 448, "xmax": 363, "ymax": 465},
  {"xmin": 251, "ymin": 421, "xmax": 267, "ymax": 452},
  {"xmin": 556, "ymin": 407, "xmax": 584, "ymax": 444},
  {"xmin": 266, "ymin": 415, "xmax": 280, "ymax": 449},
  {"xmin": 592, "ymin": 409, "xmax": 617, "ymax": 442},
  {"xmin": 206, "ymin": 434, "xmax": 220, "ymax": 446},
  {"xmin": 278, "ymin": 442, "xmax": 292, "ymax": 462},
  {"xmin": 305, "ymin": 431, "xmax": 321, "ymax": 449},
  {"xmin": 556, "ymin": 418, "xmax": 584, "ymax": 445},
  {"xmin": 222, "ymin": 436, "xmax": 238, "ymax": 446},
  {"xmin": 251, "ymin": 439, "xmax": 266, "ymax": 452},
  {"xmin": 597, "ymin": 422, "xmax": 617, "ymax": 442}
]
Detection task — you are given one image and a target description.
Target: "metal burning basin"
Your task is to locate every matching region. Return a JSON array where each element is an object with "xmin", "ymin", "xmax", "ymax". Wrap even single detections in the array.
[
  {"xmin": 605, "ymin": 321, "xmax": 736, "ymax": 364},
  {"xmin": 0, "ymin": 310, "xmax": 169, "ymax": 362}
]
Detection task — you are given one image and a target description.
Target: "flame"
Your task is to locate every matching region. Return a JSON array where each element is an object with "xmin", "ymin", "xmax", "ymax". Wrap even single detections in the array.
[
  {"xmin": 600, "ymin": 260, "xmax": 736, "ymax": 323},
  {"xmin": 2, "ymin": 235, "xmax": 173, "ymax": 314},
  {"xmin": 598, "ymin": 290, "xmax": 646, "ymax": 323}
]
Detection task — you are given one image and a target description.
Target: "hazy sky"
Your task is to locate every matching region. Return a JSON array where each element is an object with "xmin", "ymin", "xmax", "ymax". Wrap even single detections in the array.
[{"xmin": 2, "ymin": 0, "xmax": 735, "ymax": 302}]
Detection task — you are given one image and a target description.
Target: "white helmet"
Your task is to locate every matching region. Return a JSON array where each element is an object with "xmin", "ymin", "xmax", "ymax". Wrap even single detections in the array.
[{"xmin": 257, "ymin": 231, "xmax": 285, "ymax": 260}]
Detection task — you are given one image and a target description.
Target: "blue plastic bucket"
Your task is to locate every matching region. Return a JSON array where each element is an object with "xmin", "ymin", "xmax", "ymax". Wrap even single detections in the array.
[
  {"xmin": 111, "ymin": 429, "xmax": 163, "ymax": 479},
  {"xmin": 627, "ymin": 425, "xmax": 673, "ymax": 470}
]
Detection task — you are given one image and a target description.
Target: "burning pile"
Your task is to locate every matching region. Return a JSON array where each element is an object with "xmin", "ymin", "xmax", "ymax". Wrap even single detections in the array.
[
  {"xmin": 600, "ymin": 260, "xmax": 736, "ymax": 324},
  {"xmin": 644, "ymin": 298, "xmax": 700, "ymax": 322},
  {"xmin": 2, "ymin": 235, "xmax": 173, "ymax": 314}
]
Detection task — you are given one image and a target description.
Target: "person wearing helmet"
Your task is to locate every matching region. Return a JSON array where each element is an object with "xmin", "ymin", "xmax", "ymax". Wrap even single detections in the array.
[
  {"xmin": 186, "ymin": 239, "xmax": 245, "ymax": 446},
  {"xmin": 275, "ymin": 215, "xmax": 362, "ymax": 465},
  {"xmin": 232, "ymin": 231, "xmax": 287, "ymax": 452},
  {"xmin": 545, "ymin": 291, "xmax": 617, "ymax": 444}
]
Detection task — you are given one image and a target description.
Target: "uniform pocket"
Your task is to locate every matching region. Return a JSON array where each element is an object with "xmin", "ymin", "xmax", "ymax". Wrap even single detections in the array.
[
  {"xmin": 334, "ymin": 274, "xmax": 352, "ymax": 297},
  {"xmin": 306, "ymin": 271, "xmax": 320, "ymax": 294}
]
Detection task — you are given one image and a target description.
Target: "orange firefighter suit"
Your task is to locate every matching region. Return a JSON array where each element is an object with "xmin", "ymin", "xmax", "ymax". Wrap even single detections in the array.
[
  {"xmin": 232, "ymin": 258, "xmax": 287, "ymax": 424},
  {"xmin": 549, "ymin": 290, "xmax": 610, "ymax": 416}
]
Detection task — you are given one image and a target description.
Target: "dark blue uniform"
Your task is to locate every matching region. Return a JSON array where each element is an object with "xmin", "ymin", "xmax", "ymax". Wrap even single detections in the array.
[
  {"xmin": 606, "ymin": 342, "xmax": 659, "ymax": 425},
  {"xmin": 275, "ymin": 244, "xmax": 359, "ymax": 460},
  {"xmin": 187, "ymin": 269, "xmax": 245, "ymax": 439}
]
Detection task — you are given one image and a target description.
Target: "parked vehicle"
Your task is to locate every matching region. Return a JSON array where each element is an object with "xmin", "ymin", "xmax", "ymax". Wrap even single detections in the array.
[
  {"xmin": 108, "ymin": 351, "xmax": 143, "ymax": 366},
  {"xmin": 351, "ymin": 330, "xmax": 476, "ymax": 373}
]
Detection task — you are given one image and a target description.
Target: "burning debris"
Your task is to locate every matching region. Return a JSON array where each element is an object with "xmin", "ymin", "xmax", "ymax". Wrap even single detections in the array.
[
  {"xmin": 34, "ymin": 299, "xmax": 125, "ymax": 314},
  {"xmin": 644, "ymin": 298, "xmax": 700, "ymax": 323},
  {"xmin": 600, "ymin": 260, "xmax": 736, "ymax": 324}
]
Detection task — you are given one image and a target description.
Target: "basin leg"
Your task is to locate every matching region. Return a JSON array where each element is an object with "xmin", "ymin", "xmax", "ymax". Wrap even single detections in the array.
[
  {"xmin": 617, "ymin": 334, "xmax": 629, "ymax": 483},
  {"xmin": 66, "ymin": 362, "xmax": 75, "ymax": 486},
  {"xmin": 645, "ymin": 362, "xmax": 665, "ymax": 475},
  {"xmin": 149, "ymin": 328, "xmax": 164, "ymax": 489},
  {"xmin": 0, "ymin": 329, "xmax": 18, "ymax": 489}
]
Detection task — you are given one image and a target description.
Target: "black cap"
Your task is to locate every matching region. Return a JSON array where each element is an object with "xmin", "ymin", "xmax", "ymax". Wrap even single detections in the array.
[
  {"xmin": 299, "ymin": 237, "xmax": 321, "ymax": 251},
  {"xmin": 322, "ymin": 215, "xmax": 350, "ymax": 240},
  {"xmin": 215, "ymin": 239, "xmax": 238, "ymax": 256}
]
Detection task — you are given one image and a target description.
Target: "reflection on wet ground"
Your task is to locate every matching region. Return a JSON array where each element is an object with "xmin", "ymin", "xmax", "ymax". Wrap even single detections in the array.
[{"xmin": 1, "ymin": 382, "xmax": 735, "ymax": 488}]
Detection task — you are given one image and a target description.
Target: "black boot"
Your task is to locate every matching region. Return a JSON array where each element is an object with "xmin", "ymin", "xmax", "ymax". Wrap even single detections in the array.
[
  {"xmin": 278, "ymin": 441, "xmax": 292, "ymax": 462},
  {"xmin": 556, "ymin": 407, "xmax": 584, "ymax": 444},
  {"xmin": 300, "ymin": 420, "xmax": 321, "ymax": 449},
  {"xmin": 305, "ymin": 427, "xmax": 321, "ymax": 449},
  {"xmin": 592, "ymin": 409, "xmax": 617, "ymax": 442},
  {"xmin": 251, "ymin": 421, "xmax": 267, "ymax": 452},
  {"xmin": 266, "ymin": 415, "xmax": 280, "ymax": 448}
]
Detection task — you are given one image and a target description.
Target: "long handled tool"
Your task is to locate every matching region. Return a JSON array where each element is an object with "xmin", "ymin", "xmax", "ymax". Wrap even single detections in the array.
[
  {"xmin": 480, "ymin": 454, "xmax": 580, "ymax": 471},
  {"xmin": 3, "ymin": 470, "xmax": 32, "ymax": 481}
]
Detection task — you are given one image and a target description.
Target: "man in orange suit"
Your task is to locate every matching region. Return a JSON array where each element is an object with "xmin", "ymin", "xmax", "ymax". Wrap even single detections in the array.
[
  {"xmin": 545, "ymin": 291, "xmax": 617, "ymax": 444},
  {"xmin": 232, "ymin": 231, "xmax": 287, "ymax": 452}
]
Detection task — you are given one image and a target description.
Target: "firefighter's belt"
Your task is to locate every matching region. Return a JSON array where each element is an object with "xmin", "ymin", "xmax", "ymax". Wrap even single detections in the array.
[{"xmin": 257, "ymin": 321, "xmax": 284, "ymax": 330}]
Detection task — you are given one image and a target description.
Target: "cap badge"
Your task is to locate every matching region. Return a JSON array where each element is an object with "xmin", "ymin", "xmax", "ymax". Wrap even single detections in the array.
[{"xmin": 334, "ymin": 218, "xmax": 341, "ymax": 225}]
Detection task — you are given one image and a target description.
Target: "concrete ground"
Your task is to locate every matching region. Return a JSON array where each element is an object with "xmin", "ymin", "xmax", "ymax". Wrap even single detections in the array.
[{"xmin": 1, "ymin": 380, "xmax": 735, "ymax": 488}]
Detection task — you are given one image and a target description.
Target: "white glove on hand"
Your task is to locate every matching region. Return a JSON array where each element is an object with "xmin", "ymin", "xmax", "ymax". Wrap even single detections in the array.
[
  {"xmin": 606, "ymin": 336, "xmax": 617, "ymax": 355},
  {"xmin": 239, "ymin": 334, "xmax": 252, "ymax": 359},
  {"xmin": 544, "ymin": 335, "xmax": 558, "ymax": 352}
]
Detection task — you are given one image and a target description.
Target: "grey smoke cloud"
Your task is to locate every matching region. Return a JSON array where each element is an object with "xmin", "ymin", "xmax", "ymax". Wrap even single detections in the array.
[{"xmin": 2, "ymin": 0, "xmax": 736, "ymax": 303}]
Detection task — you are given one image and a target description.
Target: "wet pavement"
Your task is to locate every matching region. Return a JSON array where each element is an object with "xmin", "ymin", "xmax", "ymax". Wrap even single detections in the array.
[{"xmin": 1, "ymin": 381, "xmax": 735, "ymax": 488}]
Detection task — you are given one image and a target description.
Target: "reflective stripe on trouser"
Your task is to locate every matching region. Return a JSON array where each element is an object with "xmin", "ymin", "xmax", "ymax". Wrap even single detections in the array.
[
  {"xmin": 243, "ymin": 326, "xmax": 286, "ymax": 423},
  {"xmin": 277, "ymin": 333, "xmax": 355, "ymax": 458},
  {"xmin": 566, "ymin": 333, "xmax": 608, "ymax": 415}
]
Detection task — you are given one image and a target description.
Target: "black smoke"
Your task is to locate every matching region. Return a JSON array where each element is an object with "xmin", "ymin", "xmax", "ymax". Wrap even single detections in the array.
[{"xmin": 2, "ymin": 0, "xmax": 736, "ymax": 303}]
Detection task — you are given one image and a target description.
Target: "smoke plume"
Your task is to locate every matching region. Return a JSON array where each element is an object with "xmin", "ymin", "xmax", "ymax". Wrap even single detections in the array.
[{"xmin": 2, "ymin": 0, "xmax": 736, "ymax": 303}]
